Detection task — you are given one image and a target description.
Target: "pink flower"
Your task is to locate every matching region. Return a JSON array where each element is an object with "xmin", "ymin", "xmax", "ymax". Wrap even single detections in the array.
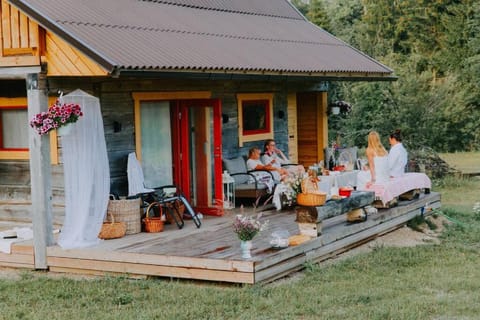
[{"xmin": 30, "ymin": 101, "xmax": 83, "ymax": 136}]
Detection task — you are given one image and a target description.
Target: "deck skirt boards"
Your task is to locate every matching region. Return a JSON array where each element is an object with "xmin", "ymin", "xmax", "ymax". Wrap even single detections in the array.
[
  {"xmin": 47, "ymin": 257, "xmax": 254, "ymax": 284},
  {"xmin": 0, "ymin": 242, "xmax": 35, "ymax": 268},
  {"xmin": 0, "ymin": 193, "xmax": 440, "ymax": 283}
]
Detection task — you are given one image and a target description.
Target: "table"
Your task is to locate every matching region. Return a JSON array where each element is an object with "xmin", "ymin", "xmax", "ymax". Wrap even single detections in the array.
[{"xmin": 317, "ymin": 170, "xmax": 359, "ymax": 195}]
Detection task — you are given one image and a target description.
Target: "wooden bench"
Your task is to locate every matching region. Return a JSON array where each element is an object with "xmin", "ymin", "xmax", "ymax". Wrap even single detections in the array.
[
  {"xmin": 367, "ymin": 172, "xmax": 432, "ymax": 208},
  {"xmin": 295, "ymin": 191, "xmax": 375, "ymax": 236}
]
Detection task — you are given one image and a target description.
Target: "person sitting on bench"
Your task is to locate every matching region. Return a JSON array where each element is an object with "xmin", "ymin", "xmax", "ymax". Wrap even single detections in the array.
[{"xmin": 388, "ymin": 129, "xmax": 408, "ymax": 178}]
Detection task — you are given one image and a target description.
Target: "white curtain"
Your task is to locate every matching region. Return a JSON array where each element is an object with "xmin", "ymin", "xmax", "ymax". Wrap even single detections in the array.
[{"xmin": 58, "ymin": 89, "xmax": 110, "ymax": 249}]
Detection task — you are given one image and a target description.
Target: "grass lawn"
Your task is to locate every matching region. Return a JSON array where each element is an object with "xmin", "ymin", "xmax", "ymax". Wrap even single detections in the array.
[
  {"xmin": 1, "ymin": 163, "xmax": 479, "ymax": 319},
  {"xmin": 439, "ymin": 152, "xmax": 480, "ymax": 175}
]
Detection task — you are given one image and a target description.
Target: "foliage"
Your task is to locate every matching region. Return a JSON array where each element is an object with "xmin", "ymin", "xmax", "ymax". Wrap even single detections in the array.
[
  {"xmin": 30, "ymin": 99, "xmax": 83, "ymax": 135},
  {"xmin": 294, "ymin": 0, "xmax": 480, "ymax": 152},
  {"xmin": 232, "ymin": 214, "xmax": 268, "ymax": 241}
]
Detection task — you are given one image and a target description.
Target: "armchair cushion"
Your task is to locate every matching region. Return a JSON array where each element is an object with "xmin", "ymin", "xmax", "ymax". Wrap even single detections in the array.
[{"xmin": 223, "ymin": 157, "xmax": 250, "ymax": 185}]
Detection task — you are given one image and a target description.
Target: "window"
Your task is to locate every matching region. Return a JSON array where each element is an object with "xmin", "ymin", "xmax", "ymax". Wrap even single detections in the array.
[
  {"xmin": 237, "ymin": 93, "xmax": 274, "ymax": 147},
  {"xmin": 0, "ymin": 98, "xmax": 29, "ymax": 160}
]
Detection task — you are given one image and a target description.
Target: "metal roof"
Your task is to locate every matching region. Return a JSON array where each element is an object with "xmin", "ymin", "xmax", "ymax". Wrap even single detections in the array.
[{"xmin": 9, "ymin": 0, "xmax": 395, "ymax": 79}]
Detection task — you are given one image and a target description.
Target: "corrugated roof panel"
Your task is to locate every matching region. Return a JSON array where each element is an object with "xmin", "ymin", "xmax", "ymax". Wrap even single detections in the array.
[
  {"xmin": 9, "ymin": 0, "xmax": 394, "ymax": 77},
  {"xmin": 62, "ymin": 24, "xmax": 390, "ymax": 74},
  {"xmin": 140, "ymin": 0, "xmax": 305, "ymax": 19}
]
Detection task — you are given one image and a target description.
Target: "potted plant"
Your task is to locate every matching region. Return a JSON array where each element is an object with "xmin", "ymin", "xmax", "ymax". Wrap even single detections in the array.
[
  {"xmin": 30, "ymin": 99, "xmax": 83, "ymax": 136},
  {"xmin": 233, "ymin": 214, "xmax": 268, "ymax": 259}
]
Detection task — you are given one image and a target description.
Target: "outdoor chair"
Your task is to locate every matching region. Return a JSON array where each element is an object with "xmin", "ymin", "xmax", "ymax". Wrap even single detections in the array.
[
  {"xmin": 222, "ymin": 156, "xmax": 276, "ymax": 207},
  {"xmin": 324, "ymin": 146, "xmax": 358, "ymax": 170},
  {"xmin": 127, "ymin": 152, "xmax": 201, "ymax": 229}
]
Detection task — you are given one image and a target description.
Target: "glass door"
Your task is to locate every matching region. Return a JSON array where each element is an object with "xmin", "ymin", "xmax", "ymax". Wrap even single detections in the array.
[
  {"xmin": 139, "ymin": 101, "xmax": 173, "ymax": 188},
  {"xmin": 173, "ymin": 99, "xmax": 223, "ymax": 216}
]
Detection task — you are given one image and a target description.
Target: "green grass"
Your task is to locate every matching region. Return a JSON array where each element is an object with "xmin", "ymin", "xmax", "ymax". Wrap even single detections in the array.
[
  {"xmin": 439, "ymin": 151, "xmax": 480, "ymax": 174},
  {"xmin": 1, "ymin": 177, "xmax": 480, "ymax": 319}
]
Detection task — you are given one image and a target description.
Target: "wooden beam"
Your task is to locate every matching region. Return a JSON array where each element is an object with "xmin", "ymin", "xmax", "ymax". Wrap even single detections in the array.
[{"xmin": 26, "ymin": 72, "xmax": 54, "ymax": 269}]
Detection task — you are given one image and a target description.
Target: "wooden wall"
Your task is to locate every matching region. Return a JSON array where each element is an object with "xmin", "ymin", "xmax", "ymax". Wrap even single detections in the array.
[
  {"xmin": 0, "ymin": 76, "xmax": 327, "ymax": 218},
  {"xmin": 0, "ymin": 0, "xmax": 41, "ymax": 66}
]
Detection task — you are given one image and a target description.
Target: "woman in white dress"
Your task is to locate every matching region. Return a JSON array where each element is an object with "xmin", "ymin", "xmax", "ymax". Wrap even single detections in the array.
[
  {"xmin": 357, "ymin": 131, "xmax": 390, "ymax": 190},
  {"xmin": 261, "ymin": 139, "xmax": 305, "ymax": 177}
]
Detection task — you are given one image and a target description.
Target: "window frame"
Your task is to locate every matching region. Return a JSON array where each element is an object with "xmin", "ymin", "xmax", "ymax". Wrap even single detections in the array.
[
  {"xmin": 237, "ymin": 93, "xmax": 274, "ymax": 147},
  {"xmin": 0, "ymin": 98, "xmax": 29, "ymax": 160},
  {"xmin": 0, "ymin": 97, "xmax": 58, "ymax": 163}
]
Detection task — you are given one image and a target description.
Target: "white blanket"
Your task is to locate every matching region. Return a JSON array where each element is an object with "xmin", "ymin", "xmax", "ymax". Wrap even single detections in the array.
[
  {"xmin": 364, "ymin": 172, "xmax": 432, "ymax": 205},
  {"xmin": 0, "ymin": 227, "xmax": 33, "ymax": 254}
]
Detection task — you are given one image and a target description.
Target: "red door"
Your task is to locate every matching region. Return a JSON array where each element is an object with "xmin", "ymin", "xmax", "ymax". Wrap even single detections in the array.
[{"xmin": 171, "ymin": 99, "xmax": 223, "ymax": 216}]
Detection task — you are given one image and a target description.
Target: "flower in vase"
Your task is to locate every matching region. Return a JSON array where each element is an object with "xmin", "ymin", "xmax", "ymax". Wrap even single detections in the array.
[{"xmin": 233, "ymin": 214, "xmax": 268, "ymax": 241}]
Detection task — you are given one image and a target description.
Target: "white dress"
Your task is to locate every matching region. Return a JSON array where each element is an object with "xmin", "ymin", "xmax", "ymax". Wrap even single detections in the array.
[{"xmin": 357, "ymin": 155, "xmax": 390, "ymax": 190}]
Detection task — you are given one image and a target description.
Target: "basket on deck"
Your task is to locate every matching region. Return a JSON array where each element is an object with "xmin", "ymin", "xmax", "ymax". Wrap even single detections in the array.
[
  {"xmin": 143, "ymin": 202, "xmax": 164, "ymax": 233},
  {"xmin": 107, "ymin": 196, "xmax": 142, "ymax": 235},
  {"xmin": 164, "ymin": 199, "xmax": 185, "ymax": 224},
  {"xmin": 98, "ymin": 213, "xmax": 127, "ymax": 240},
  {"xmin": 297, "ymin": 175, "xmax": 327, "ymax": 206},
  {"xmin": 296, "ymin": 192, "xmax": 327, "ymax": 206}
]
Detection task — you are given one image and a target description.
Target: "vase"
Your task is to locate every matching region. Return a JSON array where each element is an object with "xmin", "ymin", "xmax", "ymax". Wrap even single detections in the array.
[
  {"xmin": 240, "ymin": 240, "xmax": 252, "ymax": 259},
  {"xmin": 57, "ymin": 123, "xmax": 73, "ymax": 136}
]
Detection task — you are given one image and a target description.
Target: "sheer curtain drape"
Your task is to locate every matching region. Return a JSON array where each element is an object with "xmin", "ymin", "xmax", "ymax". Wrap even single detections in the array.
[{"xmin": 58, "ymin": 89, "xmax": 110, "ymax": 249}]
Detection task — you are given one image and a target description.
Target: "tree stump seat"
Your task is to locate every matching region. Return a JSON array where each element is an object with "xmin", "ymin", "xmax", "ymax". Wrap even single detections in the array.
[{"xmin": 296, "ymin": 191, "xmax": 375, "ymax": 236}]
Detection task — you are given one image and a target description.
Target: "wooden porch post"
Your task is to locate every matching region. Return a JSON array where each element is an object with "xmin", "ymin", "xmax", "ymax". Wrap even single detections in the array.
[
  {"xmin": 26, "ymin": 73, "xmax": 54, "ymax": 269},
  {"xmin": 317, "ymin": 91, "xmax": 328, "ymax": 160}
]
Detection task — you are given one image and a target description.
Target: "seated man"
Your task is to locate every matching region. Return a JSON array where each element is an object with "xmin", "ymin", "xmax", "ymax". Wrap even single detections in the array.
[
  {"xmin": 388, "ymin": 129, "xmax": 408, "ymax": 178},
  {"xmin": 247, "ymin": 146, "xmax": 287, "ymax": 183}
]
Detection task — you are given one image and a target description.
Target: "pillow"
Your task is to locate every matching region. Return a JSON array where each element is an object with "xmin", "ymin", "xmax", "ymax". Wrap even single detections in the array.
[{"xmin": 223, "ymin": 157, "xmax": 249, "ymax": 185}]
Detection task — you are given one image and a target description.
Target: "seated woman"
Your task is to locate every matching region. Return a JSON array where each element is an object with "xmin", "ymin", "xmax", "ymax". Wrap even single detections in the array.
[
  {"xmin": 247, "ymin": 146, "xmax": 287, "ymax": 182},
  {"xmin": 357, "ymin": 131, "xmax": 390, "ymax": 190},
  {"xmin": 261, "ymin": 139, "xmax": 305, "ymax": 177}
]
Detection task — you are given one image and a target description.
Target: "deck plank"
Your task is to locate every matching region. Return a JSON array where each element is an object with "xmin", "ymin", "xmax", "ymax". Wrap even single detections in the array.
[{"xmin": 0, "ymin": 192, "xmax": 440, "ymax": 284}]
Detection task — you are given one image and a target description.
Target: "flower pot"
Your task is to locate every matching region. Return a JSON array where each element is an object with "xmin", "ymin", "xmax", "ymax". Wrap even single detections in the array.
[
  {"xmin": 240, "ymin": 240, "xmax": 252, "ymax": 259},
  {"xmin": 57, "ymin": 123, "xmax": 74, "ymax": 136},
  {"xmin": 331, "ymin": 106, "xmax": 340, "ymax": 115}
]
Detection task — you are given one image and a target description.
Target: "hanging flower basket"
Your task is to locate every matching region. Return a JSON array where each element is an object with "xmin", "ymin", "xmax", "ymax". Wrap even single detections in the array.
[{"xmin": 30, "ymin": 99, "xmax": 83, "ymax": 135}]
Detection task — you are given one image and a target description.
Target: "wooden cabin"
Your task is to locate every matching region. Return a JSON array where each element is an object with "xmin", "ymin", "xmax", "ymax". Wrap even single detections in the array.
[{"xmin": 0, "ymin": 0, "xmax": 397, "ymax": 271}]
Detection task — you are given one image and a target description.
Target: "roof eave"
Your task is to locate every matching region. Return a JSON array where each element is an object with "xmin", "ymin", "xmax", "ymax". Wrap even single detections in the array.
[
  {"xmin": 116, "ymin": 68, "xmax": 398, "ymax": 82},
  {"xmin": 8, "ymin": 0, "xmax": 116, "ymax": 73}
]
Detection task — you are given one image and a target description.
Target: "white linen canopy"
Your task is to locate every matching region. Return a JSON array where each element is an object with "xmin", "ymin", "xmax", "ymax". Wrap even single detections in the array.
[{"xmin": 57, "ymin": 89, "xmax": 110, "ymax": 249}]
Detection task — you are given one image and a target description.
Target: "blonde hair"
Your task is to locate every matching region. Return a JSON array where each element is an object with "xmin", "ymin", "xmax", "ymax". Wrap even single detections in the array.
[{"xmin": 367, "ymin": 131, "xmax": 388, "ymax": 156}]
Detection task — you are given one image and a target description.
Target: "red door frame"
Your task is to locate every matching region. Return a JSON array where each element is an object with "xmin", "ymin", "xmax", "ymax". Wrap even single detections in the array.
[{"xmin": 171, "ymin": 99, "xmax": 223, "ymax": 216}]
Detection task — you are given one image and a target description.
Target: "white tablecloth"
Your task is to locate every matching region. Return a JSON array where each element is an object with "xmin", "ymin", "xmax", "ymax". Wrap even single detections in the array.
[
  {"xmin": 364, "ymin": 172, "xmax": 432, "ymax": 205},
  {"xmin": 317, "ymin": 170, "xmax": 359, "ymax": 195}
]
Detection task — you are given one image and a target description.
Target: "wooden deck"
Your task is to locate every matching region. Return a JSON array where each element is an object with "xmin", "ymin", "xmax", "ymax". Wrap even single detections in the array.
[{"xmin": 0, "ymin": 192, "xmax": 441, "ymax": 284}]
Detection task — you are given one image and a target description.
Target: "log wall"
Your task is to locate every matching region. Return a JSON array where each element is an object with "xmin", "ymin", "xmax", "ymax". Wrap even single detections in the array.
[{"xmin": 0, "ymin": 77, "xmax": 326, "ymax": 220}]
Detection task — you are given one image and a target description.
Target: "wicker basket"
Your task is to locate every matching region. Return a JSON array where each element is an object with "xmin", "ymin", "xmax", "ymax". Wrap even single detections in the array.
[
  {"xmin": 107, "ymin": 197, "xmax": 142, "ymax": 235},
  {"xmin": 98, "ymin": 213, "xmax": 127, "ymax": 240},
  {"xmin": 143, "ymin": 202, "xmax": 164, "ymax": 233},
  {"xmin": 297, "ymin": 192, "xmax": 327, "ymax": 206},
  {"xmin": 164, "ymin": 199, "xmax": 185, "ymax": 224}
]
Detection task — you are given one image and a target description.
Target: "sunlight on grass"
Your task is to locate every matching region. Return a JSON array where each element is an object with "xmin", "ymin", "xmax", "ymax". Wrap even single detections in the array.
[{"xmin": 439, "ymin": 152, "xmax": 480, "ymax": 174}]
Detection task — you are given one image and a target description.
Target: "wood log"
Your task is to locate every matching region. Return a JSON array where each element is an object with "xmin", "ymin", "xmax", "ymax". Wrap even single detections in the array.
[{"xmin": 296, "ymin": 191, "xmax": 374, "ymax": 222}]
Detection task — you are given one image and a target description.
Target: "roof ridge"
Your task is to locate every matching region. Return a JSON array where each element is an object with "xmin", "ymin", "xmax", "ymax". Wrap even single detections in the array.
[
  {"xmin": 138, "ymin": 0, "xmax": 304, "ymax": 20},
  {"xmin": 58, "ymin": 20, "xmax": 342, "ymax": 46}
]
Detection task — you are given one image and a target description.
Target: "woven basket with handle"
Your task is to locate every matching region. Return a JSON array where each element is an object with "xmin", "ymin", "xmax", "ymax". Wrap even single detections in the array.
[
  {"xmin": 107, "ymin": 196, "xmax": 141, "ymax": 235},
  {"xmin": 297, "ymin": 175, "xmax": 327, "ymax": 206},
  {"xmin": 143, "ymin": 202, "xmax": 165, "ymax": 233},
  {"xmin": 98, "ymin": 212, "xmax": 127, "ymax": 239}
]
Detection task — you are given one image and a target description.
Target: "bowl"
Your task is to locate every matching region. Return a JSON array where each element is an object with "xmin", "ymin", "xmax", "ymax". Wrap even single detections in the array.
[{"xmin": 339, "ymin": 187, "xmax": 353, "ymax": 197}]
